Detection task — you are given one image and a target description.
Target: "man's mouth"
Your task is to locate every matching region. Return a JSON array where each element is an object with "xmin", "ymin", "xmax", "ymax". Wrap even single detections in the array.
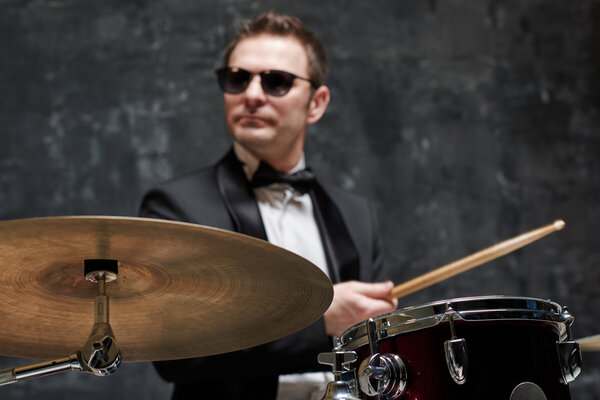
[{"xmin": 237, "ymin": 115, "xmax": 270, "ymax": 126}]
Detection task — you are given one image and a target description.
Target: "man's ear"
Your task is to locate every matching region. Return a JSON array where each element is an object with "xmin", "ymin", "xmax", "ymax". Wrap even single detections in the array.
[{"xmin": 306, "ymin": 85, "xmax": 330, "ymax": 125}]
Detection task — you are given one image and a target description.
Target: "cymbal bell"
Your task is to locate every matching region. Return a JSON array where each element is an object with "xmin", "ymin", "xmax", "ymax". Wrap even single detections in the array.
[{"xmin": 0, "ymin": 216, "xmax": 333, "ymax": 362}]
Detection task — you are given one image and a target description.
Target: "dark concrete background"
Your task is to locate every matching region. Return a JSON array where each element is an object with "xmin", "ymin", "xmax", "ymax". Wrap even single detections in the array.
[{"xmin": 0, "ymin": 0, "xmax": 598, "ymax": 398}]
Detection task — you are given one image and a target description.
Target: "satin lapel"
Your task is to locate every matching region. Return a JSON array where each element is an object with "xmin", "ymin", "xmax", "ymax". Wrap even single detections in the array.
[
  {"xmin": 215, "ymin": 150, "xmax": 268, "ymax": 240},
  {"xmin": 310, "ymin": 182, "xmax": 360, "ymax": 284}
]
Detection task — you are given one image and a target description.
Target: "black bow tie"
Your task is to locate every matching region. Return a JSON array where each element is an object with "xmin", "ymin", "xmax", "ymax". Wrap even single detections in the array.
[{"xmin": 251, "ymin": 162, "xmax": 316, "ymax": 194}]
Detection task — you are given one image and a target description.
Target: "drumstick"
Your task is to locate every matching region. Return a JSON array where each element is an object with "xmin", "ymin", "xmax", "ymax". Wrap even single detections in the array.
[
  {"xmin": 385, "ymin": 220, "xmax": 565, "ymax": 301},
  {"xmin": 578, "ymin": 334, "xmax": 600, "ymax": 351}
]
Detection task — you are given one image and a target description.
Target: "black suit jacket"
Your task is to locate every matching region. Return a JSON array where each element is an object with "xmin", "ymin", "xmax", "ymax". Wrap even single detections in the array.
[{"xmin": 139, "ymin": 150, "xmax": 387, "ymax": 399}]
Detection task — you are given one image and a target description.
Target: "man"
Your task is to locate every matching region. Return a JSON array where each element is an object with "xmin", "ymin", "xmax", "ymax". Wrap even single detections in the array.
[{"xmin": 139, "ymin": 11, "xmax": 397, "ymax": 400}]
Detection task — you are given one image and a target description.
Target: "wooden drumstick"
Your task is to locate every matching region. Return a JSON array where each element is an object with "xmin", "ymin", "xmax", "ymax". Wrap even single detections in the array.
[
  {"xmin": 578, "ymin": 334, "xmax": 600, "ymax": 351},
  {"xmin": 385, "ymin": 220, "xmax": 566, "ymax": 301}
]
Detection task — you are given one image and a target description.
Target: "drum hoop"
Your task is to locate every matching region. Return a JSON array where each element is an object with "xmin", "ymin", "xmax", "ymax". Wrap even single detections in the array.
[{"xmin": 336, "ymin": 295, "xmax": 569, "ymax": 350}]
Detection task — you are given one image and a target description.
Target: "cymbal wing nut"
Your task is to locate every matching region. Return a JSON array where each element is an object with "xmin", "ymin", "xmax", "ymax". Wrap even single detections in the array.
[{"xmin": 81, "ymin": 333, "xmax": 122, "ymax": 376}]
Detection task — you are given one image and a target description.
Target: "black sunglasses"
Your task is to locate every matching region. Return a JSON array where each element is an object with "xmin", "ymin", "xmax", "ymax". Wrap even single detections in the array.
[{"xmin": 215, "ymin": 67, "xmax": 318, "ymax": 97}]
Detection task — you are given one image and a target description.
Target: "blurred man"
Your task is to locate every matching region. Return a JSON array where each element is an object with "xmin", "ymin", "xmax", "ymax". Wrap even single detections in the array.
[{"xmin": 140, "ymin": 11, "xmax": 397, "ymax": 400}]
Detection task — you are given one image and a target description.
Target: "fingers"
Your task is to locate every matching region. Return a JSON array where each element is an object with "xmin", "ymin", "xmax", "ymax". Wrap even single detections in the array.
[
  {"xmin": 360, "ymin": 293, "xmax": 398, "ymax": 314},
  {"xmin": 335, "ymin": 280, "xmax": 393, "ymax": 293},
  {"xmin": 355, "ymin": 288, "xmax": 398, "ymax": 318},
  {"xmin": 348, "ymin": 280, "xmax": 394, "ymax": 297},
  {"xmin": 336, "ymin": 280, "xmax": 398, "ymax": 307},
  {"xmin": 351, "ymin": 280, "xmax": 398, "ymax": 307},
  {"xmin": 323, "ymin": 280, "xmax": 398, "ymax": 337}
]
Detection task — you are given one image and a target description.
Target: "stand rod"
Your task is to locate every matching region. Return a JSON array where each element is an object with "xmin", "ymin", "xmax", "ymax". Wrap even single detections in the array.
[{"xmin": 0, "ymin": 353, "xmax": 82, "ymax": 386}]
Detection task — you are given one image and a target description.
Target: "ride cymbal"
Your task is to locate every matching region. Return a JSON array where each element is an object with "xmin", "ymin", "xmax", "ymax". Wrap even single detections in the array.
[{"xmin": 0, "ymin": 216, "xmax": 333, "ymax": 362}]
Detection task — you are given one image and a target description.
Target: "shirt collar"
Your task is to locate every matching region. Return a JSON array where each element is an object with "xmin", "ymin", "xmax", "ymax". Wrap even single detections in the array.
[{"xmin": 233, "ymin": 142, "xmax": 306, "ymax": 181}]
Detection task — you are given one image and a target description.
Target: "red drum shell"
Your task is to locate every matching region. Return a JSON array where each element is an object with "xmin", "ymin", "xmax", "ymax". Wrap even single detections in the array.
[{"xmin": 337, "ymin": 296, "xmax": 573, "ymax": 400}]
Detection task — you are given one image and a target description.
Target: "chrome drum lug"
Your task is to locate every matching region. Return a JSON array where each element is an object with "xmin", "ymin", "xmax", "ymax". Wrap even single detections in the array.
[
  {"xmin": 444, "ymin": 337, "xmax": 468, "ymax": 385},
  {"xmin": 556, "ymin": 340, "xmax": 582, "ymax": 384}
]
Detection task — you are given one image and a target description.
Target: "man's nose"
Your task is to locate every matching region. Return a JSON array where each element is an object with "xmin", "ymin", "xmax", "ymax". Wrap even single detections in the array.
[{"xmin": 244, "ymin": 74, "xmax": 267, "ymax": 102}]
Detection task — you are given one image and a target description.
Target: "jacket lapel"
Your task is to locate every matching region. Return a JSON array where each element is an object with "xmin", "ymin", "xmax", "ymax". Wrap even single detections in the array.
[
  {"xmin": 310, "ymin": 183, "xmax": 360, "ymax": 283},
  {"xmin": 215, "ymin": 149, "xmax": 268, "ymax": 241}
]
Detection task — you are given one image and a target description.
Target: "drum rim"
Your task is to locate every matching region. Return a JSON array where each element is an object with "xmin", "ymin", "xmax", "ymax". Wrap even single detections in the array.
[{"xmin": 336, "ymin": 295, "xmax": 570, "ymax": 350}]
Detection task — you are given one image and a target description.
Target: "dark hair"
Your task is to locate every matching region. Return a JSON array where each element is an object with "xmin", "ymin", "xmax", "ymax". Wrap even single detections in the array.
[{"xmin": 222, "ymin": 11, "xmax": 328, "ymax": 86}]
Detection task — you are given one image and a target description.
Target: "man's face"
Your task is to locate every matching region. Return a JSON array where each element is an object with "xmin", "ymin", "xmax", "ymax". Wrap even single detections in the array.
[{"xmin": 223, "ymin": 34, "xmax": 316, "ymax": 164}]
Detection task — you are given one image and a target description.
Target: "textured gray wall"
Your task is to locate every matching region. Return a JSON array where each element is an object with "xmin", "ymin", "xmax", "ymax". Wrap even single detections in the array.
[{"xmin": 0, "ymin": 0, "xmax": 599, "ymax": 398}]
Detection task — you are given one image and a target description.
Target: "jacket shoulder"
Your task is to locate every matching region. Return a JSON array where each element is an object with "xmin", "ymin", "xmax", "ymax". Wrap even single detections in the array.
[{"xmin": 139, "ymin": 166, "xmax": 231, "ymax": 229}]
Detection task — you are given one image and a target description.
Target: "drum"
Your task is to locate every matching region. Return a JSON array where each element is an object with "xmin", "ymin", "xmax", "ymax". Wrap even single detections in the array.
[{"xmin": 332, "ymin": 296, "xmax": 581, "ymax": 400}]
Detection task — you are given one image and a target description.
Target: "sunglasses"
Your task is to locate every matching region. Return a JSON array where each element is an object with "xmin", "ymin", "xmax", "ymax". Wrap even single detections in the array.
[{"xmin": 215, "ymin": 67, "xmax": 318, "ymax": 97}]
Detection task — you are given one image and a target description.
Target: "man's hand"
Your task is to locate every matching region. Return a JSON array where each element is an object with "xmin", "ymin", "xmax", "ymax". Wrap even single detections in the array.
[{"xmin": 323, "ymin": 280, "xmax": 398, "ymax": 337}]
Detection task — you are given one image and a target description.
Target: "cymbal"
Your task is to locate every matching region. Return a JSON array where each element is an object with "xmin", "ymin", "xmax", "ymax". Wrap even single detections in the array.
[{"xmin": 0, "ymin": 216, "xmax": 333, "ymax": 362}]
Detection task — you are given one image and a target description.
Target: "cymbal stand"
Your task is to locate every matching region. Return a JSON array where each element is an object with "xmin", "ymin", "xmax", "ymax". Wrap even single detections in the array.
[{"xmin": 0, "ymin": 260, "xmax": 122, "ymax": 386}]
